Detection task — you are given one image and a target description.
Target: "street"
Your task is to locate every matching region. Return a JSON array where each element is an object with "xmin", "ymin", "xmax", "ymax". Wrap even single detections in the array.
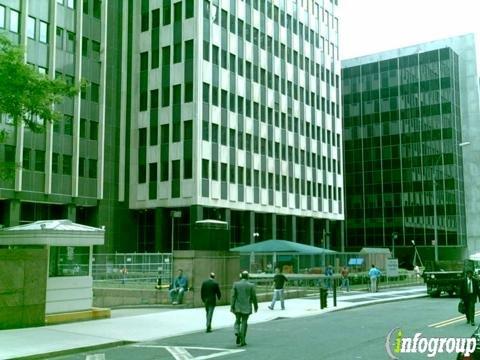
[{"xmin": 51, "ymin": 295, "xmax": 478, "ymax": 360}]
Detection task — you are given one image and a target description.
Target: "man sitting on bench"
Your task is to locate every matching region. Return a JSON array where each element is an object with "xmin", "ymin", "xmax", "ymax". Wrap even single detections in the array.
[{"xmin": 169, "ymin": 269, "xmax": 188, "ymax": 305}]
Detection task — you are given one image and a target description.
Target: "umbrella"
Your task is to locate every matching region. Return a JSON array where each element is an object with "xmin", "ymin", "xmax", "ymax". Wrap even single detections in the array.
[
  {"xmin": 230, "ymin": 239, "xmax": 337, "ymax": 254},
  {"xmin": 230, "ymin": 239, "xmax": 337, "ymax": 272},
  {"xmin": 469, "ymin": 253, "xmax": 480, "ymax": 261}
]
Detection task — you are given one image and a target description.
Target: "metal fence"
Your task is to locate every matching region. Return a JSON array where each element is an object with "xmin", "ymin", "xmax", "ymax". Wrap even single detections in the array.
[{"xmin": 92, "ymin": 253, "xmax": 172, "ymax": 286}]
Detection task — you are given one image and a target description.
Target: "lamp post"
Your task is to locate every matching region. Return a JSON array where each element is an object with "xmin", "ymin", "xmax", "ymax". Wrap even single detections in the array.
[
  {"xmin": 432, "ymin": 141, "xmax": 470, "ymax": 262},
  {"xmin": 170, "ymin": 210, "xmax": 182, "ymax": 282},
  {"xmin": 391, "ymin": 232, "xmax": 398, "ymax": 259}
]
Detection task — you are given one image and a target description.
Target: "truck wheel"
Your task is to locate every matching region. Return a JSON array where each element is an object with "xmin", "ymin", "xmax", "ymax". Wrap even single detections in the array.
[
  {"xmin": 430, "ymin": 291, "xmax": 441, "ymax": 298},
  {"xmin": 447, "ymin": 290, "xmax": 454, "ymax": 297}
]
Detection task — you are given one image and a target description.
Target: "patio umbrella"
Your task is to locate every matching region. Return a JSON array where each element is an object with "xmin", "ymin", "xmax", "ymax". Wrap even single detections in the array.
[{"xmin": 230, "ymin": 239, "xmax": 337, "ymax": 272}]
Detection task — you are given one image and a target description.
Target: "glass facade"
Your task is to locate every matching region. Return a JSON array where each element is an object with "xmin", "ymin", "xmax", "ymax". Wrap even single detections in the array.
[{"xmin": 343, "ymin": 47, "xmax": 467, "ymax": 252}]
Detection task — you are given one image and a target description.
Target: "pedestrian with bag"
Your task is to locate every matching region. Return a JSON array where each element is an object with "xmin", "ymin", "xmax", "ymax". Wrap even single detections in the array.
[
  {"xmin": 230, "ymin": 271, "xmax": 258, "ymax": 347},
  {"xmin": 459, "ymin": 270, "xmax": 480, "ymax": 326}
]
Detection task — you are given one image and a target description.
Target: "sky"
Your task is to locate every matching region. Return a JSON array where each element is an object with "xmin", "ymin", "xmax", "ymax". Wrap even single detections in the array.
[{"xmin": 338, "ymin": 0, "xmax": 480, "ymax": 64}]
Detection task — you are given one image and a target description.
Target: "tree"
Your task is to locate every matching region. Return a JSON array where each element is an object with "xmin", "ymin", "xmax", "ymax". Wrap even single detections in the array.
[{"xmin": 0, "ymin": 34, "xmax": 79, "ymax": 179}]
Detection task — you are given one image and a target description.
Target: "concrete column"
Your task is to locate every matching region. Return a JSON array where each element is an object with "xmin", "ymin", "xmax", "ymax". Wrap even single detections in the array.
[
  {"xmin": 248, "ymin": 211, "xmax": 255, "ymax": 243},
  {"xmin": 325, "ymin": 219, "xmax": 331, "ymax": 249},
  {"xmin": 67, "ymin": 204, "xmax": 76, "ymax": 221},
  {"xmin": 290, "ymin": 216, "xmax": 297, "ymax": 242},
  {"xmin": 271, "ymin": 213, "xmax": 276, "ymax": 239},
  {"xmin": 224, "ymin": 208, "xmax": 231, "ymax": 245},
  {"xmin": 155, "ymin": 208, "xmax": 166, "ymax": 252},
  {"xmin": 307, "ymin": 217, "xmax": 314, "ymax": 246},
  {"xmin": 8, "ymin": 200, "xmax": 21, "ymax": 227}
]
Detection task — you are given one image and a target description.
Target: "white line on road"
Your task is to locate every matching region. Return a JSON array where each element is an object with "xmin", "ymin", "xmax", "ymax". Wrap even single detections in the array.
[{"xmin": 131, "ymin": 345, "xmax": 245, "ymax": 359}]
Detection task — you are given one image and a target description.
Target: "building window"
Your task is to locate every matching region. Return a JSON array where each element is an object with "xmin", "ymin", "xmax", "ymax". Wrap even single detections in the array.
[
  {"xmin": 186, "ymin": 0, "xmax": 194, "ymax": 18},
  {"xmin": 93, "ymin": 0, "xmax": 101, "ymax": 18},
  {"xmin": 67, "ymin": 0, "xmax": 75, "ymax": 9},
  {"xmin": 27, "ymin": 16, "xmax": 35, "ymax": 39},
  {"xmin": 79, "ymin": 157, "xmax": 86, "ymax": 177},
  {"xmin": 163, "ymin": 0, "xmax": 171, "ymax": 25},
  {"xmin": 35, "ymin": 150, "xmax": 45, "ymax": 172},
  {"xmin": 92, "ymin": 40, "xmax": 100, "ymax": 61},
  {"xmin": 9, "ymin": 9, "xmax": 19, "ymax": 33},
  {"xmin": 39, "ymin": 21, "xmax": 48, "ymax": 43},
  {"xmin": 82, "ymin": 37, "xmax": 88, "ymax": 56},
  {"xmin": 90, "ymin": 121, "xmax": 98, "ymax": 140},
  {"xmin": 23, "ymin": 148, "xmax": 31, "ymax": 170},
  {"xmin": 63, "ymin": 155, "xmax": 72, "ymax": 175},
  {"xmin": 66, "ymin": 31, "xmax": 76, "ymax": 53},
  {"xmin": 0, "ymin": 6, "xmax": 5, "ymax": 28},
  {"xmin": 80, "ymin": 118, "xmax": 87, "ymax": 138},
  {"xmin": 88, "ymin": 159, "xmax": 97, "ymax": 178},
  {"xmin": 91, "ymin": 83, "xmax": 99, "ymax": 102},
  {"xmin": 56, "ymin": 27, "xmax": 64, "ymax": 49},
  {"xmin": 52, "ymin": 153, "xmax": 59, "ymax": 173},
  {"xmin": 202, "ymin": 159, "xmax": 209, "ymax": 179},
  {"xmin": 64, "ymin": 115, "xmax": 73, "ymax": 135}
]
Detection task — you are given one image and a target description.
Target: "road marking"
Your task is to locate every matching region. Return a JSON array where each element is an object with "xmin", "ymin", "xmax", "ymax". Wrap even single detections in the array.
[
  {"xmin": 429, "ymin": 310, "xmax": 480, "ymax": 328},
  {"xmin": 131, "ymin": 345, "xmax": 245, "ymax": 359}
]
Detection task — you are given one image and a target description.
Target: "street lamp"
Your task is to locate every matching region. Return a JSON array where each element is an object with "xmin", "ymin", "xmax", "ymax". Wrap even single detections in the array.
[
  {"xmin": 391, "ymin": 232, "xmax": 398, "ymax": 259},
  {"xmin": 432, "ymin": 141, "xmax": 470, "ymax": 262},
  {"xmin": 170, "ymin": 210, "xmax": 182, "ymax": 282},
  {"xmin": 253, "ymin": 232, "xmax": 259, "ymax": 242}
]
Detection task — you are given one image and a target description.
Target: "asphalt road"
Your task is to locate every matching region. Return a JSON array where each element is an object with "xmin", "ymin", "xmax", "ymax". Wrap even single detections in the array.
[{"xmin": 53, "ymin": 296, "xmax": 479, "ymax": 360}]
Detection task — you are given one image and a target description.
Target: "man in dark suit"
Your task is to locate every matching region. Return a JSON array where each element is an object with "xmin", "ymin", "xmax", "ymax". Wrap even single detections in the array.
[
  {"xmin": 230, "ymin": 271, "xmax": 258, "ymax": 347},
  {"xmin": 460, "ymin": 270, "xmax": 480, "ymax": 326},
  {"xmin": 200, "ymin": 272, "xmax": 221, "ymax": 333}
]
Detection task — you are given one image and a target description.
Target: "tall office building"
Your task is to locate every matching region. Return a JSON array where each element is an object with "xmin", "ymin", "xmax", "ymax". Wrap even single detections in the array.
[
  {"xmin": 126, "ymin": 0, "xmax": 344, "ymax": 252},
  {"xmin": 342, "ymin": 34, "xmax": 480, "ymax": 261},
  {"xmin": 0, "ymin": 0, "xmax": 136, "ymax": 251}
]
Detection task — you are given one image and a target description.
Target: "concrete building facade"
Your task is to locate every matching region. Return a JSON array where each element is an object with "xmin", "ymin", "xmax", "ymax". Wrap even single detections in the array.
[
  {"xmin": 0, "ymin": 0, "xmax": 137, "ymax": 251},
  {"xmin": 125, "ymin": 0, "xmax": 344, "ymax": 253}
]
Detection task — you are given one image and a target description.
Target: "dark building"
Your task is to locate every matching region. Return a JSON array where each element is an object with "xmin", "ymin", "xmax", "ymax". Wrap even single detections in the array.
[{"xmin": 342, "ymin": 35, "xmax": 480, "ymax": 262}]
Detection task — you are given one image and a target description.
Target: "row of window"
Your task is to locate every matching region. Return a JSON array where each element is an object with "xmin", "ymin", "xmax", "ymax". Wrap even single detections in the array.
[
  {"xmin": 83, "ymin": 0, "xmax": 102, "ymax": 19},
  {"xmin": 0, "ymin": 5, "xmax": 19, "ymax": 33},
  {"xmin": 53, "ymin": 116, "xmax": 98, "ymax": 140},
  {"xmin": 203, "ymin": 40, "xmax": 339, "ymax": 89},
  {"xmin": 57, "ymin": 0, "xmax": 75, "ymax": 10},
  {"xmin": 3, "ymin": 145, "xmax": 97, "ymax": 178},
  {"xmin": 140, "ymin": 0, "xmax": 194, "ymax": 32},
  {"xmin": 82, "ymin": 37, "xmax": 101, "ymax": 60},
  {"xmin": 56, "ymin": 27, "xmax": 76, "ymax": 53}
]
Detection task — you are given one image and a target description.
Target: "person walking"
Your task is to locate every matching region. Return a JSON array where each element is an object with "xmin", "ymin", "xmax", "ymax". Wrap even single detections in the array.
[
  {"xmin": 230, "ymin": 271, "xmax": 258, "ymax": 347},
  {"xmin": 268, "ymin": 267, "xmax": 288, "ymax": 310},
  {"xmin": 340, "ymin": 266, "xmax": 350, "ymax": 292},
  {"xmin": 324, "ymin": 265, "xmax": 334, "ymax": 290},
  {"xmin": 169, "ymin": 269, "xmax": 188, "ymax": 304},
  {"xmin": 200, "ymin": 272, "xmax": 222, "ymax": 333},
  {"xmin": 368, "ymin": 264, "xmax": 381, "ymax": 292},
  {"xmin": 460, "ymin": 270, "xmax": 480, "ymax": 326}
]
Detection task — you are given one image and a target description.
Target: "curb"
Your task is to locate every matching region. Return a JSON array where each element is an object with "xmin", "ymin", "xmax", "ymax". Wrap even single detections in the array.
[{"xmin": 11, "ymin": 341, "xmax": 135, "ymax": 360}]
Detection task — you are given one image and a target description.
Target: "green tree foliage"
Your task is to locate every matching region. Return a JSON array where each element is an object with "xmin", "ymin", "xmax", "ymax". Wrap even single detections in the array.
[
  {"xmin": 0, "ymin": 34, "xmax": 79, "ymax": 178},
  {"xmin": 0, "ymin": 35, "xmax": 78, "ymax": 131}
]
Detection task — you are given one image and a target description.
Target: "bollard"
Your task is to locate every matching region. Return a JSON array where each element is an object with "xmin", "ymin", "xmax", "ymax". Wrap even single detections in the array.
[
  {"xmin": 320, "ymin": 287, "xmax": 328, "ymax": 309},
  {"xmin": 333, "ymin": 278, "xmax": 337, "ymax": 307}
]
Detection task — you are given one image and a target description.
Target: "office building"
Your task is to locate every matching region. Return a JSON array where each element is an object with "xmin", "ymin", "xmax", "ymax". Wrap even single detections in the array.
[
  {"xmin": 126, "ymin": 0, "xmax": 344, "ymax": 252},
  {"xmin": 342, "ymin": 34, "xmax": 480, "ymax": 261},
  {"xmin": 0, "ymin": 0, "xmax": 137, "ymax": 251}
]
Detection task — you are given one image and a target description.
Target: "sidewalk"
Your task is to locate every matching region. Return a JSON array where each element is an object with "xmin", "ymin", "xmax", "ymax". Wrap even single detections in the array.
[{"xmin": 0, "ymin": 285, "xmax": 426, "ymax": 360}]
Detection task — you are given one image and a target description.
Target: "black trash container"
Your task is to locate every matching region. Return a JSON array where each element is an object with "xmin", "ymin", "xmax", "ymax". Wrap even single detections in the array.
[{"xmin": 320, "ymin": 287, "xmax": 328, "ymax": 309}]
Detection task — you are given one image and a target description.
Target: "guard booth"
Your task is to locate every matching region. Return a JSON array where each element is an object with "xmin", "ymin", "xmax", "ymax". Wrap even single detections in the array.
[{"xmin": 0, "ymin": 220, "xmax": 105, "ymax": 328}]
